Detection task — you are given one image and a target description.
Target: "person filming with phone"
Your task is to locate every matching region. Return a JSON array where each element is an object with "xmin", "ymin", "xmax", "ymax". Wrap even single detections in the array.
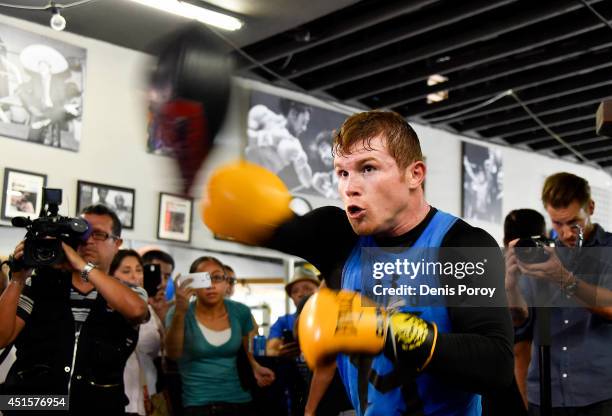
[
  {"xmin": 506, "ymin": 172, "xmax": 612, "ymax": 415},
  {"xmin": 165, "ymin": 256, "xmax": 275, "ymax": 415}
]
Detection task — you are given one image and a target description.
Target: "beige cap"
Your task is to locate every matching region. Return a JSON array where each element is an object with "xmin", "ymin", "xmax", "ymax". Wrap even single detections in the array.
[{"xmin": 285, "ymin": 264, "xmax": 320, "ymax": 296}]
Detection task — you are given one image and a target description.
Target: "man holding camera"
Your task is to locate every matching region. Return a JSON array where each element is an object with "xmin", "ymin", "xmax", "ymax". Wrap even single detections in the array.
[
  {"xmin": 0, "ymin": 204, "xmax": 148, "ymax": 415},
  {"xmin": 506, "ymin": 172, "xmax": 612, "ymax": 415}
]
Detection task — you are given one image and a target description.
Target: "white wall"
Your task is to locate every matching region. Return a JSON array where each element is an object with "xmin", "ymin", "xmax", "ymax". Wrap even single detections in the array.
[{"xmin": 1, "ymin": 13, "xmax": 611, "ymax": 274}]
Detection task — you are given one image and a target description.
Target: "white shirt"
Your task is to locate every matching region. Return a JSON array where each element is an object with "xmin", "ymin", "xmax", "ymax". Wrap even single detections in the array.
[{"xmin": 124, "ymin": 305, "xmax": 162, "ymax": 415}]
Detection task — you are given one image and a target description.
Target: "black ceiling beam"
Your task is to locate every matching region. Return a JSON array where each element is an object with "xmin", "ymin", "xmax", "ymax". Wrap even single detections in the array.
[
  {"xmin": 476, "ymin": 111, "xmax": 594, "ymax": 138},
  {"xmin": 235, "ymin": 0, "xmax": 440, "ymax": 71},
  {"xmin": 265, "ymin": 0, "xmax": 517, "ymax": 80},
  {"xmin": 529, "ymin": 132, "xmax": 598, "ymax": 151},
  {"xmin": 503, "ymin": 120, "xmax": 595, "ymax": 145},
  {"xmin": 449, "ymin": 99, "xmax": 601, "ymax": 132},
  {"xmin": 348, "ymin": 20, "xmax": 612, "ymax": 104},
  {"xmin": 395, "ymin": 51, "xmax": 612, "ymax": 118},
  {"xmin": 365, "ymin": 33, "xmax": 612, "ymax": 109},
  {"xmin": 598, "ymin": 159, "xmax": 612, "ymax": 167},
  {"xmin": 295, "ymin": 0, "xmax": 593, "ymax": 91},
  {"xmin": 589, "ymin": 149, "xmax": 612, "ymax": 161},
  {"xmin": 553, "ymin": 138, "xmax": 612, "ymax": 156}
]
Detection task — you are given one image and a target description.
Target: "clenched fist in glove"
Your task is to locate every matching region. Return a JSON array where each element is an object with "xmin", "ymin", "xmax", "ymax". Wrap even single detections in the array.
[{"xmin": 297, "ymin": 288, "xmax": 438, "ymax": 372}]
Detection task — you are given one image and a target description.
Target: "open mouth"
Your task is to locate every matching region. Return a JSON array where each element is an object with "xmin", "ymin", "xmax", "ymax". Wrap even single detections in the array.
[{"xmin": 347, "ymin": 205, "xmax": 365, "ymax": 218}]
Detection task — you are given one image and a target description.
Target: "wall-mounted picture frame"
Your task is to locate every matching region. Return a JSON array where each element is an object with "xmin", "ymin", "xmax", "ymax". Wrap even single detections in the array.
[
  {"xmin": 1, "ymin": 168, "xmax": 47, "ymax": 220},
  {"xmin": 462, "ymin": 142, "xmax": 503, "ymax": 224},
  {"xmin": 0, "ymin": 23, "xmax": 86, "ymax": 152},
  {"xmin": 157, "ymin": 192, "xmax": 192, "ymax": 242},
  {"xmin": 77, "ymin": 180, "xmax": 135, "ymax": 229}
]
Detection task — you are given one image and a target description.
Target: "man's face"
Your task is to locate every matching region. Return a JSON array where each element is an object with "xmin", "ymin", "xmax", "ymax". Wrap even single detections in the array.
[
  {"xmin": 334, "ymin": 135, "xmax": 417, "ymax": 236},
  {"xmin": 318, "ymin": 142, "xmax": 333, "ymax": 166},
  {"xmin": 287, "ymin": 109, "xmax": 310, "ymax": 137},
  {"xmin": 77, "ymin": 213, "xmax": 121, "ymax": 273},
  {"xmin": 546, "ymin": 200, "xmax": 594, "ymax": 247},
  {"xmin": 289, "ymin": 280, "xmax": 318, "ymax": 307},
  {"xmin": 225, "ymin": 269, "xmax": 236, "ymax": 297},
  {"xmin": 151, "ymin": 259, "xmax": 174, "ymax": 289}
]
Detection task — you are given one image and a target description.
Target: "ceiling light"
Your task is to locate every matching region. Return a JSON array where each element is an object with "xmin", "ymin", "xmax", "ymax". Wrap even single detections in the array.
[
  {"xmin": 427, "ymin": 91, "xmax": 448, "ymax": 104},
  {"xmin": 50, "ymin": 6, "xmax": 66, "ymax": 31},
  {"xmin": 128, "ymin": 0, "xmax": 243, "ymax": 31},
  {"xmin": 427, "ymin": 74, "xmax": 448, "ymax": 86}
]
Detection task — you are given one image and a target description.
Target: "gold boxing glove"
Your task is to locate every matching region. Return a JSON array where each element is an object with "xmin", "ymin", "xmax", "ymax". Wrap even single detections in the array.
[
  {"xmin": 201, "ymin": 160, "xmax": 294, "ymax": 245},
  {"xmin": 298, "ymin": 288, "xmax": 437, "ymax": 371}
]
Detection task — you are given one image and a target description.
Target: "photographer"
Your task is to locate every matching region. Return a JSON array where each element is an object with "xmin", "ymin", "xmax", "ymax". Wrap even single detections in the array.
[
  {"xmin": 0, "ymin": 204, "xmax": 148, "ymax": 415},
  {"xmin": 506, "ymin": 173, "xmax": 612, "ymax": 415}
]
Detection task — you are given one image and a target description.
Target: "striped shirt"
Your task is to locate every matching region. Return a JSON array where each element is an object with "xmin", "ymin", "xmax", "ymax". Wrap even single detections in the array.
[{"xmin": 17, "ymin": 275, "xmax": 148, "ymax": 329}]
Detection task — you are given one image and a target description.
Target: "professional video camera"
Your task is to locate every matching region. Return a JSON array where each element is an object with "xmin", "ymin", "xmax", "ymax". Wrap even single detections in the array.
[
  {"xmin": 515, "ymin": 236, "xmax": 555, "ymax": 264},
  {"xmin": 11, "ymin": 188, "xmax": 90, "ymax": 269}
]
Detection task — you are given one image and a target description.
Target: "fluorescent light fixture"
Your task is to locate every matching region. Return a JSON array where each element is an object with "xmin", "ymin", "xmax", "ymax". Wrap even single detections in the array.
[
  {"xmin": 128, "ymin": 0, "xmax": 243, "ymax": 31},
  {"xmin": 427, "ymin": 91, "xmax": 448, "ymax": 104},
  {"xmin": 427, "ymin": 74, "xmax": 448, "ymax": 86}
]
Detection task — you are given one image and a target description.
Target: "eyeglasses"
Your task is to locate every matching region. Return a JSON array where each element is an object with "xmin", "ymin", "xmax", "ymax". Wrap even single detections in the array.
[
  {"xmin": 210, "ymin": 273, "xmax": 227, "ymax": 284},
  {"xmin": 90, "ymin": 231, "xmax": 119, "ymax": 241},
  {"xmin": 228, "ymin": 277, "xmax": 237, "ymax": 285}
]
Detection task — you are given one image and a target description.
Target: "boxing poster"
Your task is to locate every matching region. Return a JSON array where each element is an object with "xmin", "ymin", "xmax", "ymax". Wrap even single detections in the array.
[
  {"xmin": 245, "ymin": 90, "xmax": 347, "ymax": 200},
  {"xmin": 0, "ymin": 23, "xmax": 86, "ymax": 151},
  {"xmin": 462, "ymin": 142, "xmax": 503, "ymax": 224}
]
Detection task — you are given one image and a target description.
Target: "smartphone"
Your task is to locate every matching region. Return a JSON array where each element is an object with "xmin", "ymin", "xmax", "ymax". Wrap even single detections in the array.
[
  {"xmin": 282, "ymin": 328, "xmax": 295, "ymax": 344},
  {"xmin": 181, "ymin": 272, "xmax": 212, "ymax": 289},
  {"xmin": 143, "ymin": 264, "xmax": 162, "ymax": 297}
]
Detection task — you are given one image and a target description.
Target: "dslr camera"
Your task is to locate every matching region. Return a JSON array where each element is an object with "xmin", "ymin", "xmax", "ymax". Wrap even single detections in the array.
[
  {"xmin": 11, "ymin": 188, "xmax": 90, "ymax": 269},
  {"xmin": 514, "ymin": 236, "xmax": 555, "ymax": 264}
]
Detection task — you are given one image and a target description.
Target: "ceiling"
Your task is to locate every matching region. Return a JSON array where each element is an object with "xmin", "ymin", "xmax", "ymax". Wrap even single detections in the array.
[
  {"xmin": 233, "ymin": 0, "xmax": 612, "ymax": 173},
  {"xmin": 0, "ymin": 0, "xmax": 359, "ymax": 51},
  {"xmin": 2, "ymin": 0, "xmax": 612, "ymax": 172}
]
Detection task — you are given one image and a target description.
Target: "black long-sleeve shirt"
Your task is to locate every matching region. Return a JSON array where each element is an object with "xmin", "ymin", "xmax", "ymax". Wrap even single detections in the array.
[{"xmin": 267, "ymin": 206, "xmax": 514, "ymax": 393}]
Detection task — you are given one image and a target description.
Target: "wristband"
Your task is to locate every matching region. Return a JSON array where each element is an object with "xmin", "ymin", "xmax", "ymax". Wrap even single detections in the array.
[{"xmin": 81, "ymin": 262, "xmax": 96, "ymax": 282}]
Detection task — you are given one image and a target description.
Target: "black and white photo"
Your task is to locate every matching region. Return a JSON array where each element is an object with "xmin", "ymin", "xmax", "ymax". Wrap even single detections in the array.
[
  {"xmin": 0, "ymin": 23, "xmax": 86, "ymax": 151},
  {"xmin": 245, "ymin": 91, "xmax": 346, "ymax": 199},
  {"xmin": 462, "ymin": 142, "xmax": 503, "ymax": 224},
  {"xmin": 77, "ymin": 181, "xmax": 135, "ymax": 229},
  {"xmin": 1, "ymin": 168, "xmax": 47, "ymax": 220},
  {"xmin": 157, "ymin": 192, "xmax": 192, "ymax": 242}
]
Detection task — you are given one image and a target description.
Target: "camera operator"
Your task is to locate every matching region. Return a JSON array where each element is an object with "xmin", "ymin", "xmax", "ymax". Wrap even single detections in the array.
[
  {"xmin": 505, "ymin": 173, "xmax": 612, "ymax": 415},
  {"xmin": 0, "ymin": 204, "xmax": 148, "ymax": 415}
]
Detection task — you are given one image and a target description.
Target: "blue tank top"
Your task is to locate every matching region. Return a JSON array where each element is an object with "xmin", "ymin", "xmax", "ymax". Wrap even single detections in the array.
[{"xmin": 338, "ymin": 210, "xmax": 482, "ymax": 416}]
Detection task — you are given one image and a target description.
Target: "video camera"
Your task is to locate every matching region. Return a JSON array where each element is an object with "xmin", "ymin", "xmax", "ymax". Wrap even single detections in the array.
[
  {"xmin": 515, "ymin": 236, "xmax": 555, "ymax": 264},
  {"xmin": 11, "ymin": 188, "xmax": 90, "ymax": 270}
]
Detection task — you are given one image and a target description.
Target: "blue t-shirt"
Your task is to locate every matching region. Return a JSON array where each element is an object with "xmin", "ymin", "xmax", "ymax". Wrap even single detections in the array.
[
  {"xmin": 166, "ymin": 299, "xmax": 254, "ymax": 406},
  {"xmin": 268, "ymin": 313, "xmax": 296, "ymax": 340}
]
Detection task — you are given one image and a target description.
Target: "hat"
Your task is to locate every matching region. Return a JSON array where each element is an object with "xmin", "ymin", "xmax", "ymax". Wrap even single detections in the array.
[{"xmin": 285, "ymin": 264, "xmax": 320, "ymax": 296}]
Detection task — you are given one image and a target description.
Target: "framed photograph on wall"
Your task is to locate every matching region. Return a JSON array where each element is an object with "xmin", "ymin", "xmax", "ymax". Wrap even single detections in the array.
[
  {"xmin": 0, "ymin": 23, "xmax": 86, "ymax": 151},
  {"xmin": 157, "ymin": 192, "xmax": 192, "ymax": 242},
  {"xmin": 1, "ymin": 168, "xmax": 47, "ymax": 220},
  {"xmin": 462, "ymin": 142, "xmax": 503, "ymax": 224},
  {"xmin": 77, "ymin": 180, "xmax": 135, "ymax": 229},
  {"xmin": 245, "ymin": 90, "xmax": 347, "ymax": 200}
]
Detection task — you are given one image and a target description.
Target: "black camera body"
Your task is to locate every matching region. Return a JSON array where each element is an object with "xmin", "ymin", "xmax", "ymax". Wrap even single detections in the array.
[
  {"xmin": 12, "ymin": 188, "xmax": 90, "ymax": 269},
  {"xmin": 515, "ymin": 236, "xmax": 555, "ymax": 264}
]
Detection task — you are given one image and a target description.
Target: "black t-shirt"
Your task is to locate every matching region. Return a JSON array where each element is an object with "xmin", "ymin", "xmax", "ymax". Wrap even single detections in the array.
[{"xmin": 267, "ymin": 206, "xmax": 514, "ymax": 394}]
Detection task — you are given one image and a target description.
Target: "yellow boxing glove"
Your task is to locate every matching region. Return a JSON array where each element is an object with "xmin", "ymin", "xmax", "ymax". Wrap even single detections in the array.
[
  {"xmin": 298, "ymin": 288, "xmax": 438, "ymax": 372},
  {"xmin": 202, "ymin": 160, "xmax": 294, "ymax": 245}
]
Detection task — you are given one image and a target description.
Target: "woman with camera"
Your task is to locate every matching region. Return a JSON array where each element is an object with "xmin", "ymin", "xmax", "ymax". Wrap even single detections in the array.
[
  {"xmin": 110, "ymin": 249, "xmax": 163, "ymax": 416},
  {"xmin": 165, "ymin": 255, "xmax": 275, "ymax": 416}
]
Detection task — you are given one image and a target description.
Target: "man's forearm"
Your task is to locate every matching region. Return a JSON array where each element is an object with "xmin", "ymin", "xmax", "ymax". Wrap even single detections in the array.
[
  {"xmin": 0, "ymin": 280, "xmax": 24, "ymax": 346},
  {"xmin": 506, "ymin": 286, "xmax": 529, "ymax": 326},
  {"xmin": 305, "ymin": 361, "xmax": 337, "ymax": 415},
  {"xmin": 86, "ymin": 270, "xmax": 148, "ymax": 322}
]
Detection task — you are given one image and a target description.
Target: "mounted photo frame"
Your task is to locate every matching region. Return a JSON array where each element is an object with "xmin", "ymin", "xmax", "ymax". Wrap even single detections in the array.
[
  {"xmin": 77, "ymin": 180, "xmax": 135, "ymax": 229},
  {"xmin": 157, "ymin": 192, "xmax": 192, "ymax": 242},
  {"xmin": 1, "ymin": 167, "xmax": 47, "ymax": 220}
]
